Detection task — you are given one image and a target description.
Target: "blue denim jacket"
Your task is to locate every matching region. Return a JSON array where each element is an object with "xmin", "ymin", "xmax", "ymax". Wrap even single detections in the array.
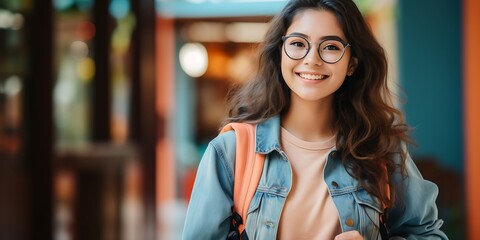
[{"xmin": 182, "ymin": 116, "xmax": 448, "ymax": 239}]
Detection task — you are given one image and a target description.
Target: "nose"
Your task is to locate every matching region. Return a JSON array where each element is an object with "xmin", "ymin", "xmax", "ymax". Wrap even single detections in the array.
[{"xmin": 303, "ymin": 46, "xmax": 323, "ymax": 66}]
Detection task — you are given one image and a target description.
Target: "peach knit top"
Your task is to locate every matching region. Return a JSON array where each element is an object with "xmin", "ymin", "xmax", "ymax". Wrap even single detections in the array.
[{"xmin": 277, "ymin": 127, "xmax": 341, "ymax": 240}]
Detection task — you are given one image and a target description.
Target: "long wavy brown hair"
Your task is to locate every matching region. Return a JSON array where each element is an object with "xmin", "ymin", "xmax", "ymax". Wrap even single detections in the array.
[{"xmin": 224, "ymin": 0, "xmax": 412, "ymax": 210}]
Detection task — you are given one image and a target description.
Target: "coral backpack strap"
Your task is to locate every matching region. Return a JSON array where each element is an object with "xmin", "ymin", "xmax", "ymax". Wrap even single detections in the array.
[{"xmin": 221, "ymin": 123, "xmax": 265, "ymax": 238}]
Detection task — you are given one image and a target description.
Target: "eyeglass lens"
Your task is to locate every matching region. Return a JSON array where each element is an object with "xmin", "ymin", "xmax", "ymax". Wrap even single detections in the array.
[{"xmin": 283, "ymin": 36, "xmax": 348, "ymax": 63}]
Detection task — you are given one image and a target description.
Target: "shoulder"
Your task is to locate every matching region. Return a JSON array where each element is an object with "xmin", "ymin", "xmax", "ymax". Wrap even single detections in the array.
[
  {"xmin": 211, "ymin": 130, "xmax": 236, "ymax": 151},
  {"xmin": 208, "ymin": 130, "xmax": 237, "ymax": 175}
]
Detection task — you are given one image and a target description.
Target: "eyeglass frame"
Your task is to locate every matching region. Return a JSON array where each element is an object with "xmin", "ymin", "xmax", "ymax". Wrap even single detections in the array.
[{"xmin": 281, "ymin": 34, "xmax": 351, "ymax": 64}]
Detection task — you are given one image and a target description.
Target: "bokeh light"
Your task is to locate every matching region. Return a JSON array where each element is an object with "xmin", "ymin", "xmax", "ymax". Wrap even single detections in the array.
[
  {"xmin": 109, "ymin": 0, "xmax": 131, "ymax": 20},
  {"xmin": 53, "ymin": 0, "xmax": 75, "ymax": 11},
  {"xmin": 179, "ymin": 43, "xmax": 209, "ymax": 78},
  {"xmin": 76, "ymin": 0, "xmax": 94, "ymax": 11},
  {"xmin": 75, "ymin": 21, "xmax": 96, "ymax": 41},
  {"xmin": 0, "ymin": 9, "xmax": 24, "ymax": 30},
  {"xmin": 69, "ymin": 41, "xmax": 89, "ymax": 60},
  {"xmin": 4, "ymin": 75, "xmax": 22, "ymax": 97},
  {"xmin": 76, "ymin": 57, "xmax": 95, "ymax": 82}
]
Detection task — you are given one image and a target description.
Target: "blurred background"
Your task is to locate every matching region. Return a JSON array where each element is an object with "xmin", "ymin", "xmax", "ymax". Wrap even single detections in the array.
[{"xmin": 0, "ymin": 0, "xmax": 478, "ymax": 239}]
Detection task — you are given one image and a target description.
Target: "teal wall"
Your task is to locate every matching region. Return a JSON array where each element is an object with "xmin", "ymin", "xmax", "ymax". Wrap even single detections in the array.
[
  {"xmin": 398, "ymin": 0, "xmax": 463, "ymax": 172},
  {"xmin": 156, "ymin": 0, "xmax": 287, "ymax": 18}
]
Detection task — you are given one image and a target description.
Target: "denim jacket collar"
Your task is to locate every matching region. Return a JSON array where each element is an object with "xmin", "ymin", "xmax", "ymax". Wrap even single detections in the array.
[
  {"xmin": 255, "ymin": 115, "xmax": 282, "ymax": 154},
  {"xmin": 254, "ymin": 115, "xmax": 338, "ymax": 154}
]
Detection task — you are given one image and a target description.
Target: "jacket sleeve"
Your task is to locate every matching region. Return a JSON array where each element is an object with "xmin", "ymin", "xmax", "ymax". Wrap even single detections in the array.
[
  {"xmin": 387, "ymin": 152, "xmax": 449, "ymax": 239},
  {"xmin": 182, "ymin": 131, "xmax": 236, "ymax": 240}
]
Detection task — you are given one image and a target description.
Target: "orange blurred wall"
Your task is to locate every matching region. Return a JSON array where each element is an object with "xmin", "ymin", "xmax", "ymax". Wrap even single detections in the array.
[
  {"xmin": 155, "ymin": 16, "xmax": 177, "ymax": 238},
  {"xmin": 155, "ymin": 16, "xmax": 175, "ymax": 205},
  {"xmin": 464, "ymin": 0, "xmax": 480, "ymax": 238}
]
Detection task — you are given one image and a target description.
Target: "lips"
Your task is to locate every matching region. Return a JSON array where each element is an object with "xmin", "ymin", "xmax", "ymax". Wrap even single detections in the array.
[{"xmin": 297, "ymin": 72, "xmax": 329, "ymax": 80}]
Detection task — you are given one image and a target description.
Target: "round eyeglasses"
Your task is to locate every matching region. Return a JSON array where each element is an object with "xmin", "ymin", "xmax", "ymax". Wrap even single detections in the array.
[{"xmin": 281, "ymin": 35, "xmax": 350, "ymax": 64}]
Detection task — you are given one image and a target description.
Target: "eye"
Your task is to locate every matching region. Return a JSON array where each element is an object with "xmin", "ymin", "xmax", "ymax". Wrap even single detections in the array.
[
  {"xmin": 290, "ymin": 41, "xmax": 306, "ymax": 48},
  {"xmin": 323, "ymin": 44, "xmax": 341, "ymax": 51},
  {"xmin": 285, "ymin": 36, "xmax": 308, "ymax": 48}
]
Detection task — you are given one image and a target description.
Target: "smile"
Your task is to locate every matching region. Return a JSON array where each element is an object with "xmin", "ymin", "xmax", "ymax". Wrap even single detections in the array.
[{"xmin": 297, "ymin": 73, "xmax": 329, "ymax": 80}]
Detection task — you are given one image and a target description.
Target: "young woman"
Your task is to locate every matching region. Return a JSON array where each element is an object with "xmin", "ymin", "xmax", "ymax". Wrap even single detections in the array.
[{"xmin": 182, "ymin": 0, "xmax": 447, "ymax": 239}]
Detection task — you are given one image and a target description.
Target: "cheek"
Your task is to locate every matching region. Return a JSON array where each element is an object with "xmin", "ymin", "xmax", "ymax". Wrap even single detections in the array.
[
  {"xmin": 281, "ymin": 52, "xmax": 295, "ymax": 77},
  {"xmin": 337, "ymin": 65, "xmax": 349, "ymax": 76},
  {"xmin": 335, "ymin": 58, "xmax": 351, "ymax": 76}
]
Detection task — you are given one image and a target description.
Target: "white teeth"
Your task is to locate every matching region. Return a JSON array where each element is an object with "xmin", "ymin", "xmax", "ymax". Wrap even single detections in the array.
[{"xmin": 299, "ymin": 73, "xmax": 328, "ymax": 80}]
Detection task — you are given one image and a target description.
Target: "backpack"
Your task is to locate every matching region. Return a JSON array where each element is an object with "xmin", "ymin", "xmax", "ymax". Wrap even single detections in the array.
[
  {"xmin": 220, "ymin": 123, "xmax": 265, "ymax": 240},
  {"xmin": 220, "ymin": 122, "xmax": 389, "ymax": 240}
]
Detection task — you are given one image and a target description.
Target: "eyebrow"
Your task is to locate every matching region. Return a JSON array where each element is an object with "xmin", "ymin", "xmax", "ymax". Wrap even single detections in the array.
[{"xmin": 286, "ymin": 32, "xmax": 347, "ymax": 42}]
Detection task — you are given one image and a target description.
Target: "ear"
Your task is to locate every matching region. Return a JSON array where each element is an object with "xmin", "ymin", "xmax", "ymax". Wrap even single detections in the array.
[{"xmin": 347, "ymin": 57, "xmax": 358, "ymax": 76}]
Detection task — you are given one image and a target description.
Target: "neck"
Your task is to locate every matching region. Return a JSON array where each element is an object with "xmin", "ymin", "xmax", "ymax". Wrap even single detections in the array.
[{"xmin": 282, "ymin": 96, "xmax": 335, "ymax": 141}]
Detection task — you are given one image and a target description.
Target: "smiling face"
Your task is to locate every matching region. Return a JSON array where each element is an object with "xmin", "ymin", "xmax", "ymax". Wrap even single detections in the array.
[{"xmin": 281, "ymin": 8, "xmax": 354, "ymax": 105}]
